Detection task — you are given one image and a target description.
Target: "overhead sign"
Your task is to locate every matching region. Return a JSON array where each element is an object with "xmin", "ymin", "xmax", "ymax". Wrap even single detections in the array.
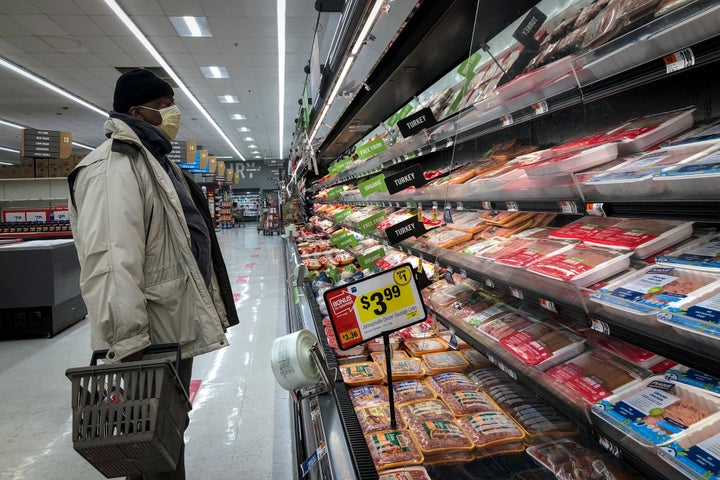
[
  {"xmin": 397, "ymin": 108, "xmax": 438, "ymax": 138},
  {"xmin": 218, "ymin": 160, "xmax": 226, "ymax": 176},
  {"xmin": 385, "ymin": 216, "xmax": 426, "ymax": 245},
  {"xmin": 359, "ymin": 174, "xmax": 388, "ymax": 196},
  {"xmin": 384, "ymin": 164, "xmax": 428, "ymax": 194},
  {"xmin": 21, "ymin": 129, "xmax": 72, "ymax": 159},
  {"xmin": 324, "ymin": 264, "xmax": 427, "ymax": 350},
  {"xmin": 168, "ymin": 140, "xmax": 197, "ymax": 164},
  {"xmin": 209, "ymin": 156, "xmax": 217, "ymax": 173},
  {"xmin": 356, "ymin": 137, "xmax": 387, "ymax": 160}
]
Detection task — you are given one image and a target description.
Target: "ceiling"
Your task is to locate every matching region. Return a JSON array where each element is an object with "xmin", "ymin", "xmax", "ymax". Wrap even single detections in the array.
[{"xmin": 0, "ymin": 0, "xmax": 329, "ymax": 164}]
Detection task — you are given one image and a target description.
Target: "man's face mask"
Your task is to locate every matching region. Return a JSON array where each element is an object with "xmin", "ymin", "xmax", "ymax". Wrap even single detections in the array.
[{"xmin": 138, "ymin": 105, "xmax": 181, "ymax": 140}]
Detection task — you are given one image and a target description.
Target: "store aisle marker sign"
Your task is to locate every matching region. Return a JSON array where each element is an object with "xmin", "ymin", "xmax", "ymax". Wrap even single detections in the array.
[
  {"xmin": 358, "ymin": 248, "xmax": 385, "ymax": 270},
  {"xmin": 324, "ymin": 263, "xmax": 427, "ymax": 350},
  {"xmin": 359, "ymin": 174, "xmax": 388, "ymax": 196},
  {"xmin": 358, "ymin": 211, "xmax": 387, "ymax": 234},
  {"xmin": 356, "ymin": 137, "xmax": 387, "ymax": 160},
  {"xmin": 384, "ymin": 164, "xmax": 427, "ymax": 194}
]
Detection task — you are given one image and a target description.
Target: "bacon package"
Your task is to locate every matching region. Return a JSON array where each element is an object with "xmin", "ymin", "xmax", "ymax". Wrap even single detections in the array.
[
  {"xmin": 527, "ymin": 439, "xmax": 638, "ymax": 480},
  {"xmin": 365, "ymin": 429, "xmax": 424, "ymax": 471}
]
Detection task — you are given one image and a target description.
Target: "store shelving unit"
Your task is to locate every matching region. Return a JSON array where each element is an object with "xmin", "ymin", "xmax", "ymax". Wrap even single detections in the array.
[{"xmin": 233, "ymin": 193, "xmax": 260, "ymax": 221}]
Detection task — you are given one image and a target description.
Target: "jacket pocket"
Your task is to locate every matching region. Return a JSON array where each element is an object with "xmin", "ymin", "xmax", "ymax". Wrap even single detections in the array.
[{"xmin": 144, "ymin": 275, "xmax": 197, "ymax": 345}]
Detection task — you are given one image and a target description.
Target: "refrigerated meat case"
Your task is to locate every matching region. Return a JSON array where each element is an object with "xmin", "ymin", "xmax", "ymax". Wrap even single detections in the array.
[{"xmin": 284, "ymin": 1, "xmax": 720, "ymax": 479}]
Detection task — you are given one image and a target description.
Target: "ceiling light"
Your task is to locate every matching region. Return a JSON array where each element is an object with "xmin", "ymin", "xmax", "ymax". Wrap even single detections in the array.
[
  {"xmin": 200, "ymin": 66, "xmax": 229, "ymax": 79},
  {"xmin": 351, "ymin": 0, "xmax": 385, "ymax": 55},
  {"xmin": 104, "ymin": 0, "xmax": 244, "ymax": 159},
  {"xmin": 254, "ymin": 155, "xmax": 262, "ymax": 158},
  {"xmin": 0, "ymin": 56, "xmax": 106, "ymax": 117},
  {"xmin": 237, "ymin": 127, "xmax": 250, "ymax": 132},
  {"xmin": 243, "ymin": 137, "xmax": 254, "ymax": 142},
  {"xmin": 72, "ymin": 141, "xmax": 95, "ymax": 150},
  {"xmin": 216, "ymin": 155, "xmax": 233, "ymax": 159},
  {"xmin": 0, "ymin": 119, "xmax": 23, "ymax": 129},
  {"xmin": 0, "ymin": 161, "xmax": 13, "ymax": 165},
  {"xmin": 251, "ymin": 151, "xmax": 260, "ymax": 154},
  {"xmin": 329, "ymin": 56, "xmax": 354, "ymax": 104},
  {"xmin": 277, "ymin": 0, "xmax": 286, "ymax": 160},
  {"xmin": 0, "ymin": 146, "xmax": 20, "ymax": 154},
  {"xmin": 230, "ymin": 114, "xmax": 246, "ymax": 120},
  {"xmin": 219, "ymin": 95, "xmax": 239, "ymax": 103},
  {"xmin": 248, "ymin": 144, "xmax": 258, "ymax": 149},
  {"xmin": 169, "ymin": 16, "xmax": 212, "ymax": 37}
]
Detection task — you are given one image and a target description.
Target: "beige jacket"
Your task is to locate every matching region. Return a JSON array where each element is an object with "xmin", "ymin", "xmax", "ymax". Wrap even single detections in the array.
[{"xmin": 69, "ymin": 118, "xmax": 230, "ymax": 361}]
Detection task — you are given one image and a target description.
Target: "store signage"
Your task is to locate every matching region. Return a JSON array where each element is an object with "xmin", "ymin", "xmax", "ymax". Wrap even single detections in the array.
[
  {"xmin": 457, "ymin": 52, "xmax": 482, "ymax": 79},
  {"xmin": 397, "ymin": 108, "xmax": 437, "ymax": 138},
  {"xmin": 331, "ymin": 231, "xmax": 359, "ymax": 249},
  {"xmin": 209, "ymin": 156, "xmax": 217, "ymax": 173},
  {"xmin": 387, "ymin": 103, "xmax": 414, "ymax": 128},
  {"xmin": 358, "ymin": 174, "xmax": 388, "ymax": 196},
  {"xmin": 324, "ymin": 263, "xmax": 427, "ymax": 350},
  {"xmin": 168, "ymin": 140, "xmax": 196, "ymax": 165},
  {"xmin": 356, "ymin": 137, "xmax": 387, "ymax": 160},
  {"xmin": 217, "ymin": 160, "xmax": 226, "ymax": 176},
  {"xmin": 327, "ymin": 186, "xmax": 344, "ymax": 199},
  {"xmin": 21, "ymin": 129, "xmax": 72, "ymax": 159},
  {"xmin": 513, "ymin": 7, "xmax": 546, "ymax": 47},
  {"xmin": 358, "ymin": 211, "xmax": 387, "ymax": 234},
  {"xmin": 333, "ymin": 208, "xmax": 353, "ymax": 223},
  {"xmin": 234, "ymin": 172, "xmax": 240, "ymax": 184},
  {"xmin": 328, "ymin": 157, "xmax": 353, "ymax": 174},
  {"xmin": 385, "ymin": 216, "xmax": 426, "ymax": 245},
  {"xmin": 384, "ymin": 164, "xmax": 427, "ymax": 195},
  {"xmin": 358, "ymin": 248, "xmax": 385, "ymax": 270}
]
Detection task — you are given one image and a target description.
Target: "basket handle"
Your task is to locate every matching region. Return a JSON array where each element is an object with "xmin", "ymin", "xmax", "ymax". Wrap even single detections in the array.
[{"xmin": 90, "ymin": 343, "xmax": 182, "ymax": 370}]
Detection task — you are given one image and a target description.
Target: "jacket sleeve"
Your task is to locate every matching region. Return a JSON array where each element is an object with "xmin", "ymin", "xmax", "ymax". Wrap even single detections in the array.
[{"xmin": 71, "ymin": 155, "xmax": 150, "ymax": 361}]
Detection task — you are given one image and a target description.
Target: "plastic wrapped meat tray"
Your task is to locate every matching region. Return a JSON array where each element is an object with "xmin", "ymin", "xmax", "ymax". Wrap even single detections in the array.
[
  {"xmin": 592, "ymin": 376, "xmax": 720, "ymax": 446},
  {"xmin": 356, "ymin": 404, "xmax": 406, "ymax": 434},
  {"xmin": 656, "ymin": 233, "xmax": 720, "ymax": 272},
  {"xmin": 349, "ymin": 385, "xmax": 390, "ymax": 408},
  {"xmin": 438, "ymin": 389, "xmax": 498, "ymax": 416},
  {"xmin": 468, "ymin": 368, "xmax": 515, "ymax": 390},
  {"xmin": 580, "ymin": 329, "xmax": 665, "ymax": 369},
  {"xmin": 549, "ymin": 216, "xmax": 625, "ymax": 242},
  {"xmin": 404, "ymin": 337, "xmax": 450, "ymax": 357},
  {"xmin": 582, "ymin": 218, "xmax": 694, "ymax": 258},
  {"xmin": 427, "ymin": 283, "xmax": 476, "ymax": 309},
  {"xmin": 427, "ymin": 372, "xmax": 479, "ymax": 395},
  {"xmin": 365, "ymin": 429, "xmax": 424, "ymax": 471},
  {"xmin": 657, "ymin": 288, "xmax": 720, "ymax": 342},
  {"xmin": 371, "ymin": 350, "xmax": 410, "ymax": 365},
  {"xmin": 421, "ymin": 351, "xmax": 470, "ymax": 375},
  {"xmin": 527, "ymin": 244, "xmax": 632, "ymax": 287},
  {"xmin": 461, "ymin": 350, "xmax": 493, "ymax": 369},
  {"xmin": 378, "ymin": 358, "xmax": 425, "ymax": 381},
  {"xmin": 608, "ymin": 108, "xmax": 696, "ymax": 154},
  {"xmin": 392, "ymin": 380, "xmax": 436, "ymax": 405},
  {"xmin": 545, "ymin": 349, "xmax": 643, "ymax": 404},
  {"xmin": 499, "ymin": 323, "xmax": 586, "ymax": 370},
  {"xmin": 439, "ymin": 294, "xmax": 494, "ymax": 324},
  {"xmin": 378, "ymin": 466, "xmax": 432, "ymax": 480},
  {"xmin": 341, "ymin": 362, "xmax": 385, "ymax": 387},
  {"xmin": 526, "ymin": 439, "xmax": 638, "ymax": 480},
  {"xmin": 656, "ymin": 147, "xmax": 720, "ymax": 198},
  {"xmin": 463, "ymin": 303, "xmax": 516, "ymax": 328},
  {"xmin": 495, "ymin": 239, "xmax": 575, "ymax": 268},
  {"xmin": 478, "ymin": 312, "xmax": 536, "ymax": 341},
  {"xmin": 520, "ymin": 142, "xmax": 619, "ymax": 177},
  {"xmin": 399, "ymin": 399, "xmax": 456, "ymax": 425},
  {"xmin": 457, "ymin": 411, "xmax": 525, "ymax": 449},
  {"xmin": 475, "ymin": 237, "xmax": 534, "ymax": 261},
  {"xmin": 407, "ymin": 419, "xmax": 474, "ymax": 454}
]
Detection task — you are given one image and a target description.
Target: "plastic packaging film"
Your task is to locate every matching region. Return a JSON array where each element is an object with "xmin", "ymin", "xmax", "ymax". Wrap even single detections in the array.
[{"xmin": 271, "ymin": 329, "xmax": 322, "ymax": 390}]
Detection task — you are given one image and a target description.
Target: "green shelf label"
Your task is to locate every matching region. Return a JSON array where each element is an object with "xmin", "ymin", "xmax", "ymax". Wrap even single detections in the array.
[
  {"xmin": 331, "ymin": 232, "xmax": 359, "ymax": 249},
  {"xmin": 358, "ymin": 211, "xmax": 387, "ymax": 234},
  {"xmin": 327, "ymin": 186, "xmax": 344, "ymax": 199},
  {"xmin": 457, "ymin": 52, "xmax": 482, "ymax": 79},
  {"xmin": 358, "ymin": 248, "xmax": 385, "ymax": 270},
  {"xmin": 334, "ymin": 208, "xmax": 353, "ymax": 223},
  {"xmin": 359, "ymin": 174, "xmax": 388, "ymax": 196},
  {"xmin": 356, "ymin": 137, "xmax": 387, "ymax": 160}
]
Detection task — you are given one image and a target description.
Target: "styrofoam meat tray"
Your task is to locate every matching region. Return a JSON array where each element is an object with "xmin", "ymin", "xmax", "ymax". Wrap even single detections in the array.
[
  {"xmin": 657, "ymin": 286, "xmax": 720, "ymax": 341},
  {"xmin": 521, "ymin": 142, "xmax": 619, "ymax": 177},
  {"xmin": 526, "ymin": 244, "xmax": 633, "ymax": 287},
  {"xmin": 589, "ymin": 265, "xmax": 720, "ymax": 318},
  {"xmin": 654, "ymin": 147, "xmax": 720, "ymax": 197},
  {"xmin": 582, "ymin": 218, "xmax": 694, "ymax": 259},
  {"xmin": 656, "ymin": 233, "xmax": 720, "ymax": 272},
  {"xmin": 608, "ymin": 108, "xmax": 696, "ymax": 154},
  {"xmin": 592, "ymin": 376, "xmax": 720, "ymax": 446}
]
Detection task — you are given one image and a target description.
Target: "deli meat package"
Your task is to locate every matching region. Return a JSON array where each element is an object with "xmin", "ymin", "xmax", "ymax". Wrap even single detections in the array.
[
  {"xmin": 437, "ymin": 389, "xmax": 499, "ymax": 416},
  {"xmin": 526, "ymin": 244, "xmax": 631, "ymax": 286},
  {"xmin": 348, "ymin": 385, "xmax": 390, "ymax": 408},
  {"xmin": 392, "ymin": 380, "xmax": 436, "ymax": 404},
  {"xmin": 456, "ymin": 411, "xmax": 525, "ymax": 447},
  {"xmin": 408, "ymin": 419, "xmax": 474, "ymax": 454},
  {"xmin": 365, "ymin": 429, "xmax": 424, "ymax": 471},
  {"xmin": 592, "ymin": 376, "xmax": 720, "ymax": 446},
  {"xmin": 378, "ymin": 466, "xmax": 432, "ymax": 480},
  {"xmin": 356, "ymin": 404, "xmax": 406, "ymax": 434}
]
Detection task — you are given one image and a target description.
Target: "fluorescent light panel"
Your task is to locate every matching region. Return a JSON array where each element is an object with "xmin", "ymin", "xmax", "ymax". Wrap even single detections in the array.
[
  {"xmin": 352, "ymin": 0, "xmax": 385, "ymax": 55},
  {"xmin": 103, "ymin": 0, "xmax": 245, "ymax": 160},
  {"xmin": 237, "ymin": 127, "xmax": 250, "ymax": 132},
  {"xmin": 328, "ymin": 57, "xmax": 354, "ymax": 105},
  {"xmin": 72, "ymin": 141, "xmax": 95, "ymax": 150},
  {"xmin": 277, "ymin": 0, "xmax": 286, "ymax": 161},
  {"xmin": 230, "ymin": 114, "xmax": 246, "ymax": 120},
  {"xmin": 243, "ymin": 137, "xmax": 254, "ymax": 141},
  {"xmin": 169, "ymin": 16, "xmax": 212, "ymax": 37},
  {"xmin": 219, "ymin": 95, "xmax": 239, "ymax": 103},
  {"xmin": 248, "ymin": 144, "xmax": 258, "ymax": 149},
  {"xmin": 0, "ymin": 119, "xmax": 23, "ymax": 129},
  {"xmin": 0, "ymin": 146, "xmax": 20, "ymax": 153},
  {"xmin": 200, "ymin": 66, "xmax": 229, "ymax": 79},
  {"xmin": 0, "ymin": 56, "xmax": 107, "ymax": 117}
]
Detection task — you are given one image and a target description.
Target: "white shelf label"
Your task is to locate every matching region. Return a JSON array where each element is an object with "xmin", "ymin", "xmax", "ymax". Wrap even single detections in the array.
[
  {"xmin": 597, "ymin": 434, "xmax": 622, "ymax": 458},
  {"xmin": 482, "ymin": 201, "xmax": 492, "ymax": 210},
  {"xmin": 590, "ymin": 317, "xmax": 611, "ymax": 335},
  {"xmin": 664, "ymin": 48, "xmax": 695, "ymax": 74},
  {"xmin": 510, "ymin": 287, "xmax": 523, "ymax": 299},
  {"xmin": 586, "ymin": 203, "xmax": 606, "ymax": 216},
  {"xmin": 533, "ymin": 101, "xmax": 549, "ymax": 115},
  {"xmin": 485, "ymin": 278, "xmax": 495, "ymax": 289},
  {"xmin": 456, "ymin": 202, "xmax": 464, "ymax": 211},
  {"xmin": 506, "ymin": 201, "xmax": 519, "ymax": 212},
  {"xmin": 488, "ymin": 355, "xmax": 518, "ymax": 380},
  {"xmin": 539, "ymin": 298, "xmax": 557, "ymax": 313},
  {"xmin": 559, "ymin": 201, "xmax": 578, "ymax": 214},
  {"xmin": 459, "ymin": 269, "xmax": 467, "ymax": 279},
  {"xmin": 501, "ymin": 114, "xmax": 514, "ymax": 127}
]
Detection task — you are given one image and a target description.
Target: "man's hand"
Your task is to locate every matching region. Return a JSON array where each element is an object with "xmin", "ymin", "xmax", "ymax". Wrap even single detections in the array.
[{"xmin": 121, "ymin": 351, "xmax": 144, "ymax": 362}]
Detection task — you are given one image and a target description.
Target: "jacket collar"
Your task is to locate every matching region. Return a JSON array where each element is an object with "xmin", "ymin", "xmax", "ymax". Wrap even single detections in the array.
[{"xmin": 105, "ymin": 112, "xmax": 172, "ymax": 158}]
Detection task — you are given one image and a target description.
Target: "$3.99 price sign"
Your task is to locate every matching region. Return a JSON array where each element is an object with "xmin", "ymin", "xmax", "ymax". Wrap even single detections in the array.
[{"xmin": 323, "ymin": 263, "xmax": 427, "ymax": 350}]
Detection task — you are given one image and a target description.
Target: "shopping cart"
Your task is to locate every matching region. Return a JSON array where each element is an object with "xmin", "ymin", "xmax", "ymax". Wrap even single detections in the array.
[{"xmin": 65, "ymin": 344, "xmax": 191, "ymax": 478}]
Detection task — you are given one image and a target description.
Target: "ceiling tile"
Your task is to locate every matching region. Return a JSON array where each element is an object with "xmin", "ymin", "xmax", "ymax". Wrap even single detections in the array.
[
  {"xmin": 0, "ymin": 16, "xmax": 30, "ymax": 35},
  {"xmin": 209, "ymin": 17, "xmax": 275, "ymax": 38},
  {"xmin": 157, "ymin": 0, "xmax": 204, "ymax": 17},
  {"xmin": 117, "ymin": 0, "xmax": 164, "ymax": 16},
  {"xmin": 181, "ymin": 36, "xmax": 219, "ymax": 54},
  {"xmin": 148, "ymin": 35, "xmax": 189, "ymax": 54},
  {"xmin": 89, "ymin": 16, "xmax": 134, "ymax": 36},
  {"xmin": 94, "ymin": 52, "xmax": 137, "ymax": 68},
  {"xmin": 3, "ymin": 35, "xmax": 59, "ymax": 53},
  {"xmin": 53, "ymin": 15, "xmax": 107, "ymax": 36},
  {"xmin": 29, "ymin": 0, "xmax": 85, "ymax": 15},
  {"xmin": 112, "ymin": 35, "xmax": 147, "ymax": 53},
  {"xmin": 0, "ymin": 3, "xmax": 42, "ymax": 15},
  {"xmin": 79, "ymin": 36, "xmax": 123, "ymax": 54},
  {"xmin": 128, "ymin": 52, "xmax": 158, "ymax": 66},
  {"xmin": 9, "ymin": 15, "xmax": 69, "ymax": 36},
  {"xmin": 31, "ymin": 52, "xmax": 80, "ymax": 67},
  {"xmin": 71, "ymin": 53, "xmax": 112, "ymax": 67},
  {"xmin": 72, "ymin": 0, "xmax": 112, "ymax": 16},
  {"xmin": 163, "ymin": 52, "xmax": 198, "ymax": 67},
  {"xmin": 132, "ymin": 15, "xmax": 177, "ymax": 36}
]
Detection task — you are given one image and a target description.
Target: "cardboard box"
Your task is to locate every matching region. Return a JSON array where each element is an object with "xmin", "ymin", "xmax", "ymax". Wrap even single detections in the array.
[
  {"xmin": 49, "ymin": 166, "xmax": 62, "ymax": 178},
  {"xmin": 20, "ymin": 165, "xmax": 35, "ymax": 178},
  {"xmin": 48, "ymin": 158, "xmax": 62, "ymax": 168},
  {"xmin": 35, "ymin": 158, "xmax": 49, "ymax": 178},
  {"xmin": 20, "ymin": 157, "xmax": 35, "ymax": 167}
]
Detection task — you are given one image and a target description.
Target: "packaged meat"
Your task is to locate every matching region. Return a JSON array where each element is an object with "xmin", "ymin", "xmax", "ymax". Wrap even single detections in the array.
[
  {"xmin": 495, "ymin": 239, "xmax": 575, "ymax": 268},
  {"xmin": 427, "ymin": 284, "xmax": 476, "ymax": 309},
  {"xmin": 356, "ymin": 404, "xmax": 406, "ymax": 434},
  {"xmin": 421, "ymin": 351, "xmax": 470, "ymax": 375},
  {"xmin": 655, "ymin": 147, "xmax": 720, "ymax": 198},
  {"xmin": 404, "ymin": 337, "xmax": 450, "ymax": 357},
  {"xmin": 461, "ymin": 350, "xmax": 493, "ymax": 369},
  {"xmin": 581, "ymin": 329, "xmax": 665, "ymax": 369},
  {"xmin": 527, "ymin": 244, "xmax": 632, "ymax": 286},
  {"xmin": 479, "ymin": 312, "xmax": 536, "ymax": 341},
  {"xmin": 592, "ymin": 377, "xmax": 720, "ymax": 446},
  {"xmin": 658, "ymin": 289, "xmax": 720, "ymax": 340},
  {"xmin": 479, "ymin": 210, "xmax": 534, "ymax": 227},
  {"xmin": 549, "ymin": 217, "xmax": 624, "ymax": 242},
  {"xmin": 424, "ymin": 228, "xmax": 473, "ymax": 249},
  {"xmin": 349, "ymin": 385, "xmax": 390, "ymax": 408},
  {"xmin": 422, "ymin": 449, "xmax": 475, "ymax": 465},
  {"xmin": 341, "ymin": 362, "xmax": 385, "ymax": 387},
  {"xmin": 545, "ymin": 349, "xmax": 643, "ymax": 404},
  {"xmin": 371, "ymin": 350, "xmax": 410, "ymax": 365},
  {"xmin": 464, "ymin": 303, "xmax": 516, "ymax": 328},
  {"xmin": 527, "ymin": 439, "xmax": 638, "ymax": 480},
  {"xmin": 437, "ymin": 331, "xmax": 472, "ymax": 350},
  {"xmin": 399, "ymin": 399, "xmax": 456, "ymax": 424},
  {"xmin": 378, "ymin": 358, "xmax": 425, "ymax": 381},
  {"xmin": 583, "ymin": 218, "xmax": 694, "ymax": 258},
  {"xmin": 659, "ymin": 420, "xmax": 720, "ymax": 480},
  {"xmin": 609, "ymin": 109, "xmax": 696, "ymax": 154},
  {"xmin": 407, "ymin": 419, "xmax": 474, "ymax": 453},
  {"xmin": 475, "ymin": 237, "xmax": 534, "ymax": 261},
  {"xmin": 468, "ymin": 368, "xmax": 514, "ymax": 390},
  {"xmin": 457, "ymin": 411, "xmax": 525, "ymax": 447},
  {"xmin": 365, "ymin": 429, "xmax": 424, "ymax": 471},
  {"xmin": 427, "ymin": 372, "xmax": 478, "ymax": 394},
  {"xmin": 499, "ymin": 323, "xmax": 586, "ymax": 369},
  {"xmin": 367, "ymin": 336, "xmax": 402, "ymax": 352},
  {"xmin": 522, "ymin": 142, "xmax": 619, "ymax": 177},
  {"xmin": 511, "ymin": 227, "xmax": 553, "ymax": 239},
  {"xmin": 392, "ymin": 380, "xmax": 436, "ymax": 405},
  {"xmin": 591, "ymin": 265, "xmax": 720, "ymax": 314},
  {"xmin": 438, "ymin": 389, "xmax": 498, "ymax": 416},
  {"xmin": 656, "ymin": 233, "xmax": 720, "ymax": 272},
  {"xmin": 665, "ymin": 366, "xmax": 720, "ymax": 398},
  {"xmin": 506, "ymin": 404, "xmax": 577, "ymax": 437},
  {"xmin": 462, "ymin": 237, "xmax": 507, "ymax": 257},
  {"xmin": 378, "ymin": 466, "xmax": 432, "ymax": 480},
  {"xmin": 446, "ymin": 211, "xmax": 487, "ymax": 233},
  {"xmin": 303, "ymin": 258, "xmax": 322, "ymax": 270}
]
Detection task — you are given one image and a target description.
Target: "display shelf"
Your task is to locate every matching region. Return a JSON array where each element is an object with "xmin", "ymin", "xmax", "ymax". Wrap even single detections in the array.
[
  {"xmin": 0, "ymin": 177, "xmax": 69, "ymax": 203},
  {"xmin": 0, "ymin": 231, "xmax": 72, "ymax": 240}
]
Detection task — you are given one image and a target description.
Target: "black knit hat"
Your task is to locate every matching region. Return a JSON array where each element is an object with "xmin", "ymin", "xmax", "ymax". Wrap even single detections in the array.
[{"xmin": 113, "ymin": 69, "xmax": 174, "ymax": 113}]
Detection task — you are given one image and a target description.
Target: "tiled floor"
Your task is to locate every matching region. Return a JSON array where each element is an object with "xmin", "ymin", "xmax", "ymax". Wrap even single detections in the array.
[{"xmin": 0, "ymin": 226, "xmax": 292, "ymax": 479}]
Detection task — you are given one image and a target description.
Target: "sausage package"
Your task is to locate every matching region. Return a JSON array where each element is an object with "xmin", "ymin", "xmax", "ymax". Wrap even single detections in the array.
[
  {"xmin": 341, "ymin": 362, "xmax": 385, "ymax": 387},
  {"xmin": 456, "ymin": 411, "xmax": 525, "ymax": 449},
  {"xmin": 392, "ymin": 380, "xmax": 436, "ymax": 405},
  {"xmin": 365, "ymin": 429, "xmax": 424, "ymax": 471},
  {"xmin": 438, "ymin": 389, "xmax": 499, "ymax": 416},
  {"xmin": 399, "ymin": 399, "xmax": 456, "ymax": 424},
  {"xmin": 421, "ymin": 351, "xmax": 470, "ymax": 375},
  {"xmin": 348, "ymin": 385, "xmax": 390, "ymax": 408},
  {"xmin": 356, "ymin": 404, "xmax": 406, "ymax": 434},
  {"xmin": 408, "ymin": 419, "xmax": 474, "ymax": 454}
]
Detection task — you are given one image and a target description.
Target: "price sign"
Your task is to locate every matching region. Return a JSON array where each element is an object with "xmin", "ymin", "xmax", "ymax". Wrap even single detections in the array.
[
  {"xmin": 590, "ymin": 317, "xmax": 611, "ymax": 335},
  {"xmin": 324, "ymin": 264, "xmax": 427, "ymax": 350},
  {"xmin": 664, "ymin": 48, "xmax": 694, "ymax": 74},
  {"xmin": 506, "ymin": 201, "xmax": 519, "ymax": 212},
  {"xmin": 559, "ymin": 201, "xmax": 578, "ymax": 214}
]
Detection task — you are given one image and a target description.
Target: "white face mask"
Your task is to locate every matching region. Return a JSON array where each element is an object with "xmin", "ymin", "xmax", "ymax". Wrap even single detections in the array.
[{"xmin": 139, "ymin": 105, "xmax": 181, "ymax": 140}]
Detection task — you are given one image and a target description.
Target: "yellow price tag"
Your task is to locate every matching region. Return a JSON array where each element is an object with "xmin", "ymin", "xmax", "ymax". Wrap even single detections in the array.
[
  {"xmin": 356, "ymin": 267, "xmax": 415, "ymax": 324},
  {"xmin": 340, "ymin": 328, "xmax": 361, "ymax": 344}
]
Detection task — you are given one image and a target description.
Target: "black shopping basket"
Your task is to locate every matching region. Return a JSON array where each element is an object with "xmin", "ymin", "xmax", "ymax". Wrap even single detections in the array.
[{"xmin": 65, "ymin": 344, "xmax": 191, "ymax": 478}]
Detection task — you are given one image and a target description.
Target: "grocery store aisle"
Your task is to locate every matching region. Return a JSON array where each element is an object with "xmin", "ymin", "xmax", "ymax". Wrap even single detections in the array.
[{"xmin": 0, "ymin": 226, "xmax": 292, "ymax": 480}]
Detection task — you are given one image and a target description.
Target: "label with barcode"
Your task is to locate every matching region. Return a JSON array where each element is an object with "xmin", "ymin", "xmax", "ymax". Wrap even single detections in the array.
[
  {"xmin": 590, "ymin": 317, "xmax": 611, "ymax": 335},
  {"xmin": 459, "ymin": 269, "xmax": 467, "ymax": 278},
  {"xmin": 456, "ymin": 202, "xmax": 464, "ymax": 211},
  {"xmin": 533, "ymin": 101, "xmax": 549, "ymax": 115},
  {"xmin": 597, "ymin": 434, "xmax": 622, "ymax": 458},
  {"xmin": 443, "ymin": 207, "xmax": 454, "ymax": 224},
  {"xmin": 559, "ymin": 201, "xmax": 578, "ymax": 214},
  {"xmin": 485, "ymin": 278, "xmax": 495, "ymax": 289},
  {"xmin": 506, "ymin": 201, "xmax": 519, "ymax": 212},
  {"xmin": 501, "ymin": 114, "xmax": 514, "ymax": 126},
  {"xmin": 586, "ymin": 203, "xmax": 606, "ymax": 216},
  {"xmin": 510, "ymin": 287, "xmax": 523, "ymax": 299},
  {"xmin": 539, "ymin": 298, "xmax": 557, "ymax": 313},
  {"xmin": 482, "ymin": 201, "xmax": 492, "ymax": 210},
  {"xmin": 664, "ymin": 48, "xmax": 694, "ymax": 74}
]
